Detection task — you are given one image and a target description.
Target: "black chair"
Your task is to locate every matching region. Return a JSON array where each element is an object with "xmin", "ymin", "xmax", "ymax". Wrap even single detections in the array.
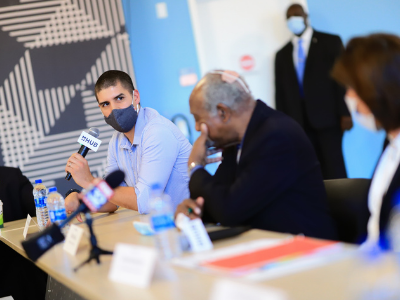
[{"xmin": 324, "ymin": 178, "xmax": 371, "ymax": 244}]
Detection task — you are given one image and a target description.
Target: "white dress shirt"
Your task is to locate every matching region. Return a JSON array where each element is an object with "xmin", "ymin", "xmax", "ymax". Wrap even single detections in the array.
[
  {"xmin": 364, "ymin": 133, "xmax": 400, "ymax": 246},
  {"xmin": 292, "ymin": 26, "xmax": 314, "ymax": 68}
]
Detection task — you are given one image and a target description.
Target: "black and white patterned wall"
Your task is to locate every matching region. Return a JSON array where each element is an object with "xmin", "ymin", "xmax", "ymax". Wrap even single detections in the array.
[{"xmin": 0, "ymin": 0, "xmax": 136, "ymax": 192}]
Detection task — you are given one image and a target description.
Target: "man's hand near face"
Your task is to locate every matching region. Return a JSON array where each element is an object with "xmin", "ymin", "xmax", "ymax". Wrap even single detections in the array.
[
  {"xmin": 188, "ymin": 123, "xmax": 222, "ymax": 167},
  {"xmin": 65, "ymin": 153, "xmax": 95, "ymax": 189}
]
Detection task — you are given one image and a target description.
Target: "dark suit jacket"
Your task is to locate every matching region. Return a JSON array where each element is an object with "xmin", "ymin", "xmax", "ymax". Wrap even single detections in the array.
[
  {"xmin": 189, "ymin": 100, "xmax": 337, "ymax": 240},
  {"xmin": 275, "ymin": 29, "xmax": 349, "ymax": 130},
  {"xmin": 0, "ymin": 167, "xmax": 47, "ymax": 299},
  {"xmin": 0, "ymin": 166, "xmax": 36, "ymax": 222}
]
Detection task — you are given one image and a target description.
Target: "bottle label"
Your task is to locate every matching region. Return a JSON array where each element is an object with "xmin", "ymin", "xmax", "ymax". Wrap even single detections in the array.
[
  {"xmin": 151, "ymin": 213, "xmax": 175, "ymax": 232},
  {"xmin": 49, "ymin": 209, "xmax": 66, "ymax": 223},
  {"xmin": 35, "ymin": 196, "xmax": 47, "ymax": 208},
  {"xmin": 55, "ymin": 209, "xmax": 67, "ymax": 221},
  {"xmin": 49, "ymin": 210, "xmax": 56, "ymax": 223}
]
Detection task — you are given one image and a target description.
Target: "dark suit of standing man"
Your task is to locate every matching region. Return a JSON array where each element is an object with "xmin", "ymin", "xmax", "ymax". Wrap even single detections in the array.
[{"xmin": 275, "ymin": 4, "xmax": 352, "ymax": 179}]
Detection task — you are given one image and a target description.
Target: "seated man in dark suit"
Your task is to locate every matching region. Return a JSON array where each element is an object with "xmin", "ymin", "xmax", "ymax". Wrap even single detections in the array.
[
  {"xmin": 0, "ymin": 166, "xmax": 47, "ymax": 300},
  {"xmin": 0, "ymin": 166, "xmax": 36, "ymax": 222},
  {"xmin": 175, "ymin": 70, "xmax": 337, "ymax": 240}
]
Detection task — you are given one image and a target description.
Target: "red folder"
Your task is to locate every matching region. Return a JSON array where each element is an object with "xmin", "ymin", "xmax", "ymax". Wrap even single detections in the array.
[{"xmin": 202, "ymin": 237, "xmax": 337, "ymax": 272}]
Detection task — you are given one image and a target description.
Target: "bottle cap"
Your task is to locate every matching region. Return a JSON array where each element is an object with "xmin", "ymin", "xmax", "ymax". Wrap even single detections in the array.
[
  {"xmin": 151, "ymin": 183, "xmax": 162, "ymax": 191},
  {"xmin": 150, "ymin": 183, "xmax": 163, "ymax": 197},
  {"xmin": 48, "ymin": 187, "xmax": 57, "ymax": 193},
  {"xmin": 35, "ymin": 179, "xmax": 42, "ymax": 184}
]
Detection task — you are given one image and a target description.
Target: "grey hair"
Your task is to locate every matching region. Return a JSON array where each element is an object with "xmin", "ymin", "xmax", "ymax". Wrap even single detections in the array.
[{"xmin": 201, "ymin": 72, "xmax": 253, "ymax": 115}]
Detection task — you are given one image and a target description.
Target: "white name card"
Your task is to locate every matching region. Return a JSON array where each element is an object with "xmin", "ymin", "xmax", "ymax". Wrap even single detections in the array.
[
  {"xmin": 77, "ymin": 131, "xmax": 102, "ymax": 152},
  {"xmin": 133, "ymin": 221, "xmax": 155, "ymax": 236},
  {"xmin": 176, "ymin": 213, "xmax": 213, "ymax": 253},
  {"xmin": 210, "ymin": 279, "xmax": 287, "ymax": 300},
  {"xmin": 109, "ymin": 244, "xmax": 158, "ymax": 288},
  {"xmin": 183, "ymin": 219, "xmax": 213, "ymax": 253},
  {"xmin": 23, "ymin": 214, "xmax": 32, "ymax": 239},
  {"xmin": 63, "ymin": 224, "xmax": 84, "ymax": 256}
]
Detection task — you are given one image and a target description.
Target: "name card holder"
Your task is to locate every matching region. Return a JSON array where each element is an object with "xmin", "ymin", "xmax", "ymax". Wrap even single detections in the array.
[
  {"xmin": 63, "ymin": 224, "xmax": 84, "ymax": 256},
  {"xmin": 176, "ymin": 213, "xmax": 213, "ymax": 253},
  {"xmin": 210, "ymin": 279, "xmax": 287, "ymax": 300},
  {"xmin": 109, "ymin": 244, "xmax": 158, "ymax": 288},
  {"xmin": 23, "ymin": 214, "xmax": 32, "ymax": 239}
]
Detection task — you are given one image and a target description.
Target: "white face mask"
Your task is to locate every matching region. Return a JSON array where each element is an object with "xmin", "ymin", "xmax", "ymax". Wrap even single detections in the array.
[
  {"xmin": 345, "ymin": 96, "xmax": 378, "ymax": 132},
  {"xmin": 287, "ymin": 16, "xmax": 306, "ymax": 35}
]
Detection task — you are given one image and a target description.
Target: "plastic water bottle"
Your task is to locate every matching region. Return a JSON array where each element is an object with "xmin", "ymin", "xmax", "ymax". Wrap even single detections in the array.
[
  {"xmin": 32, "ymin": 179, "xmax": 49, "ymax": 230},
  {"xmin": 47, "ymin": 187, "xmax": 69, "ymax": 235},
  {"xmin": 150, "ymin": 183, "xmax": 181, "ymax": 260}
]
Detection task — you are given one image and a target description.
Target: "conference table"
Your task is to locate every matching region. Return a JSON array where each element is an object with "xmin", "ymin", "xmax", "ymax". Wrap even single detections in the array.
[{"xmin": 0, "ymin": 208, "xmax": 398, "ymax": 300}]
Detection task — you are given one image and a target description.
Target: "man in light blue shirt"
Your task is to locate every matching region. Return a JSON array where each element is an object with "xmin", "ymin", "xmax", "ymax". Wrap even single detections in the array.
[{"xmin": 65, "ymin": 70, "xmax": 192, "ymax": 213}]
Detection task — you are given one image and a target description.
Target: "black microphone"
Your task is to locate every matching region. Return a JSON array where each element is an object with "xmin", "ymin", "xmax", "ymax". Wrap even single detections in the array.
[
  {"xmin": 103, "ymin": 169, "xmax": 125, "ymax": 189},
  {"xmin": 58, "ymin": 170, "xmax": 125, "ymax": 228},
  {"xmin": 65, "ymin": 127, "xmax": 100, "ymax": 181},
  {"xmin": 22, "ymin": 170, "xmax": 125, "ymax": 262}
]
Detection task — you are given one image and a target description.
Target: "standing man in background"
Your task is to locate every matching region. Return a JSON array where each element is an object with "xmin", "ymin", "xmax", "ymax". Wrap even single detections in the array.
[{"xmin": 275, "ymin": 3, "xmax": 352, "ymax": 179}]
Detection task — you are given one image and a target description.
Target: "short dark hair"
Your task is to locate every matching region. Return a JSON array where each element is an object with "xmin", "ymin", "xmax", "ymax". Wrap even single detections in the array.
[
  {"xmin": 94, "ymin": 70, "xmax": 135, "ymax": 101},
  {"xmin": 332, "ymin": 33, "xmax": 400, "ymax": 132}
]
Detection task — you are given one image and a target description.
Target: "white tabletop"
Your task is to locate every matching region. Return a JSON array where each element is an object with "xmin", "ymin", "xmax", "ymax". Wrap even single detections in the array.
[{"xmin": 1, "ymin": 208, "xmax": 398, "ymax": 300}]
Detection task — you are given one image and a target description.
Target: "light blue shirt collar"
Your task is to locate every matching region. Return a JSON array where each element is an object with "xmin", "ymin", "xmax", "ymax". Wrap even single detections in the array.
[
  {"xmin": 119, "ymin": 108, "xmax": 145, "ymax": 150},
  {"xmin": 133, "ymin": 108, "xmax": 145, "ymax": 145}
]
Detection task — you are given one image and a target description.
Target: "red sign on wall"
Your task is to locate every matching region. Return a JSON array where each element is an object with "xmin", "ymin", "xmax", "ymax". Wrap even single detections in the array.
[{"xmin": 240, "ymin": 55, "xmax": 255, "ymax": 71}]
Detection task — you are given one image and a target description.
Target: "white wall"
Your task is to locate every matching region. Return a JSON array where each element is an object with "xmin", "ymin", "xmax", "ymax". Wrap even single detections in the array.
[{"xmin": 188, "ymin": 0, "xmax": 307, "ymax": 106}]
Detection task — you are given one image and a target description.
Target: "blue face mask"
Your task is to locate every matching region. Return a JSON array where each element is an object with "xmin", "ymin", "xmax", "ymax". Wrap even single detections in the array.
[
  {"xmin": 104, "ymin": 104, "xmax": 138, "ymax": 133},
  {"xmin": 287, "ymin": 16, "xmax": 306, "ymax": 35}
]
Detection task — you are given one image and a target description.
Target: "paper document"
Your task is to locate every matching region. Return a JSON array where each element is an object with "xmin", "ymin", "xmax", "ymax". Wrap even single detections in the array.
[{"xmin": 173, "ymin": 236, "xmax": 351, "ymax": 281}]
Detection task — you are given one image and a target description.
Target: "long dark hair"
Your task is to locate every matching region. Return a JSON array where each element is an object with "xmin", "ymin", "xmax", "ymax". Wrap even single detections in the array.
[{"xmin": 332, "ymin": 33, "xmax": 400, "ymax": 132}]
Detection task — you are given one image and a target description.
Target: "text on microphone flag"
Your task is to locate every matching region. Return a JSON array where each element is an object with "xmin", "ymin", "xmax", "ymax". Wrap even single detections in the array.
[{"xmin": 77, "ymin": 131, "xmax": 102, "ymax": 152}]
